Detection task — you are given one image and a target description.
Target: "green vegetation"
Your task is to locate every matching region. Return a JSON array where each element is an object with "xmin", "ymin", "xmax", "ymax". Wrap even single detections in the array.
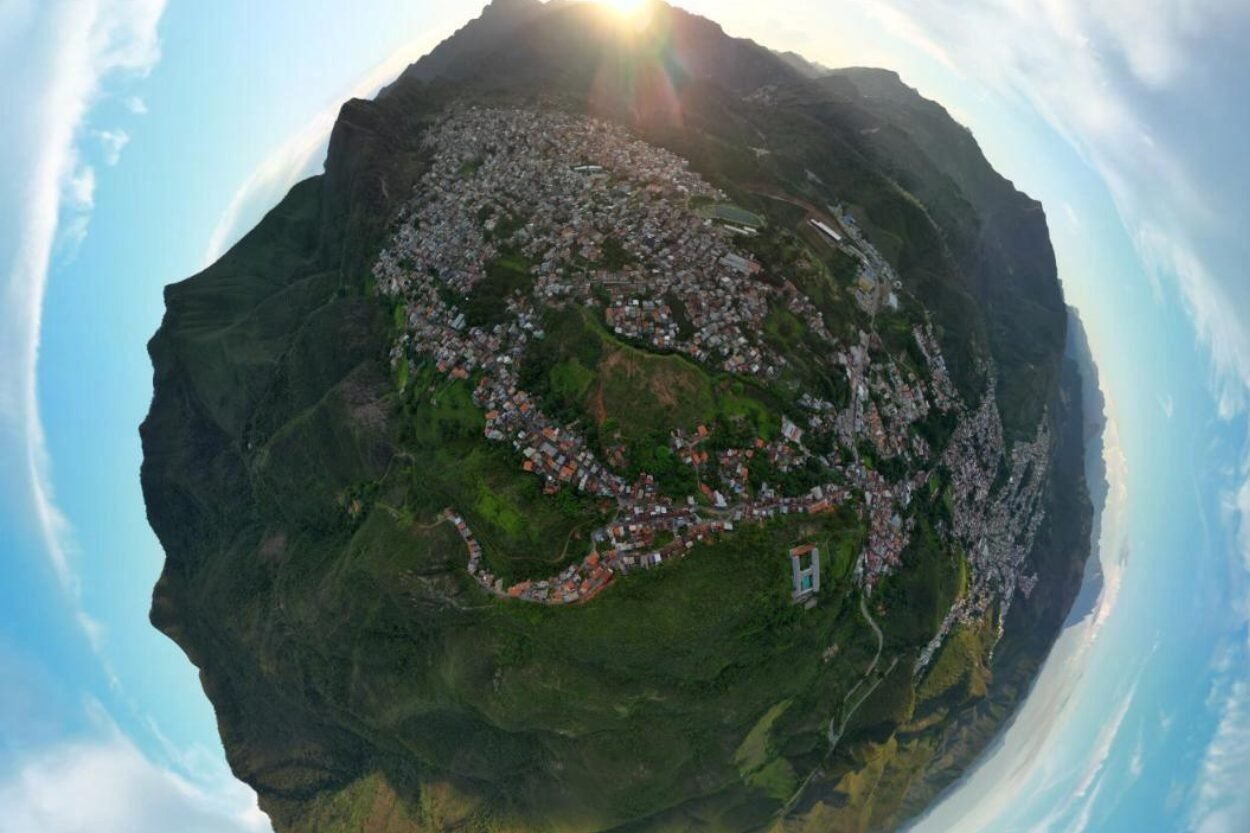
[
  {"xmin": 599, "ymin": 235, "xmax": 636, "ymax": 269},
  {"xmin": 400, "ymin": 364, "xmax": 602, "ymax": 584},
  {"xmin": 549, "ymin": 356, "xmax": 595, "ymax": 403},
  {"xmin": 296, "ymin": 774, "xmax": 424, "ymax": 833},
  {"xmin": 915, "ymin": 625, "xmax": 989, "ymax": 705},
  {"xmin": 463, "ymin": 249, "xmax": 534, "ymax": 327},
  {"xmin": 411, "ymin": 372, "xmax": 482, "ymax": 444},
  {"xmin": 394, "ymin": 357, "xmax": 409, "ymax": 392},
  {"xmin": 874, "ymin": 518, "xmax": 964, "ymax": 649},
  {"xmin": 139, "ymin": 10, "xmax": 1089, "ymax": 833},
  {"xmin": 520, "ymin": 307, "xmax": 781, "ymax": 495},
  {"xmin": 736, "ymin": 699, "xmax": 793, "ymax": 773}
]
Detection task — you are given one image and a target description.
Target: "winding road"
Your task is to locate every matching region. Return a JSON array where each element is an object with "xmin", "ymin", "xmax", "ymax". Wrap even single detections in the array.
[
  {"xmin": 783, "ymin": 591, "xmax": 895, "ymax": 814},
  {"xmin": 827, "ymin": 594, "xmax": 890, "ymax": 747}
]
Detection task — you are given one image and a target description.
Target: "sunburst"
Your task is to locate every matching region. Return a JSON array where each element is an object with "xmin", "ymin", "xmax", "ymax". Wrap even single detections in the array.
[{"xmin": 600, "ymin": 0, "xmax": 649, "ymax": 19}]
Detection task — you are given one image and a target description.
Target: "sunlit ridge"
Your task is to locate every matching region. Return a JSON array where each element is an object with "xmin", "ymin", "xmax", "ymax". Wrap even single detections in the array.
[{"xmin": 598, "ymin": 0, "xmax": 649, "ymax": 19}]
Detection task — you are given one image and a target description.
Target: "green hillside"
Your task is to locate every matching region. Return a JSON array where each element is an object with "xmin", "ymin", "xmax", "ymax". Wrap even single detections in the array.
[{"xmin": 140, "ymin": 3, "xmax": 1093, "ymax": 832}]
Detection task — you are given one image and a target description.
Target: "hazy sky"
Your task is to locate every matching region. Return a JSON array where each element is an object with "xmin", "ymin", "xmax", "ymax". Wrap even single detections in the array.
[{"xmin": 1, "ymin": 2, "xmax": 1247, "ymax": 831}]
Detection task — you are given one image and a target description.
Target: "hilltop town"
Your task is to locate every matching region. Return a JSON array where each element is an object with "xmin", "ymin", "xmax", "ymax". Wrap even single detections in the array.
[
  {"xmin": 374, "ymin": 106, "xmax": 1050, "ymax": 658},
  {"xmin": 139, "ymin": 2, "xmax": 1095, "ymax": 828}
]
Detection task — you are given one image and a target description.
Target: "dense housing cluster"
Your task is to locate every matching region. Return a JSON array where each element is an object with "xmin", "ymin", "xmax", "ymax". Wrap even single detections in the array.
[
  {"xmin": 376, "ymin": 107, "xmax": 792, "ymax": 378},
  {"xmin": 374, "ymin": 107, "xmax": 1050, "ymax": 646},
  {"xmin": 917, "ymin": 381, "xmax": 1052, "ymax": 669}
]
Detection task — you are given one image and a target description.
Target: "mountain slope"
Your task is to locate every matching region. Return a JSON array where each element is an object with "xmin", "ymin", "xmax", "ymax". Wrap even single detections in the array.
[
  {"xmin": 141, "ymin": 3, "xmax": 1092, "ymax": 832},
  {"xmin": 819, "ymin": 67, "xmax": 1066, "ymax": 441}
]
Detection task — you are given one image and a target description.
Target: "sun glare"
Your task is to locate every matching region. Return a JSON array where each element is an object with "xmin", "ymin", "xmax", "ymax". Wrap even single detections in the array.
[{"xmin": 601, "ymin": 0, "xmax": 648, "ymax": 18}]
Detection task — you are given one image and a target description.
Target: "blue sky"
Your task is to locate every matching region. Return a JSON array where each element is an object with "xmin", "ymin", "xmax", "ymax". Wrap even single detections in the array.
[{"xmin": 1, "ymin": 1, "xmax": 1247, "ymax": 831}]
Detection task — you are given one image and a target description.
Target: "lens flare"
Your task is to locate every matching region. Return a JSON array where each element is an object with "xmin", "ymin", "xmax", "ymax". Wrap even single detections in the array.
[{"xmin": 601, "ymin": 0, "xmax": 648, "ymax": 18}]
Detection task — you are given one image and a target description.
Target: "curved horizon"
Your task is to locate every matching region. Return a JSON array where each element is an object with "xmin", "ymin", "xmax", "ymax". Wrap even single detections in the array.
[{"xmin": 1, "ymin": 2, "xmax": 1246, "ymax": 831}]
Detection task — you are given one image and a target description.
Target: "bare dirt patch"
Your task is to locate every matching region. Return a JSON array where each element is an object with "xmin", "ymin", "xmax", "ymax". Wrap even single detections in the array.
[{"xmin": 589, "ymin": 383, "xmax": 608, "ymax": 425}]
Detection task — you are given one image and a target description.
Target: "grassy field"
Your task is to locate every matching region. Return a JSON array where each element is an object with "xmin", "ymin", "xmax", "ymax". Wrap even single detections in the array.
[
  {"xmin": 445, "ymin": 514, "xmax": 873, "ymax": 823},
  {"xmin": 302, "ymin": 479, "xmax": 880, "ymax": 831},
  {"xmin": 696, "ymin": 202, "xmax": 766, "ymax": 229},
  {"xmin": 523, "ymin": 308, "xmax": 782, "ymax": 493},
  {"xmin": 399, "ymin": 363, "xmax": 604, "ymax": 585}
]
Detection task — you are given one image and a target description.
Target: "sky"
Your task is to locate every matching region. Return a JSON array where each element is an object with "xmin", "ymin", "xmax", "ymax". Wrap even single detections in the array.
[{"xmin": 0, "ymin": 1, "xmax": 1246, "ymax": 831}]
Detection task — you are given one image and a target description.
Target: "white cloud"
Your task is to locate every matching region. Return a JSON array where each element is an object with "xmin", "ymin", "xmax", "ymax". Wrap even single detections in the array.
[
  {"xmin": 2, "ymin": 3, "xmax": 1242, "ymax": 832},
  {"xmin": 64, "ymin": 163, "xmax": 96, "ymax": 210},
  {"xmin": 0, "ymin": 12, "xmax": 450, "ymax": 833},
  {"xmin": 905, "ymin": 397, "xmax": 1133, "ymax": 832},
  {"xmin": 1023, "ymin": 680, "xmax": 1138, "ymax": 833},
  {"xmin": 823, "ymin": 5, "xmax": 1250, "ymax": 826},
  {"xmin": 1135, "ymin": 225, "xmax": 1250, "ymax": 418},
  {"xmin": 202, "ymin": 35, "xmax": 446, "ymax": 267},
  {"xmin": 0, "ymin": 652, "xmax": 271, "ymax": 833},
  {"xmin": 0, "ymin": 24, "xmax": 216, "ymax": 827},
  {"xmin": 59, "ymin": 161, "xmax": 97, "ymax": 256},
  {"xmin": 1185, "ymin": 414, "xmax": 1250, "ymax": 833},
  {"xmin": 94, "ymin": 127, "xmax": 130, "ymax": 165},
  {"xmin": 1086, "ymin": 0, "xmax": 1247, "ymax": 89},
  {"xmin": 1188, "ymin": 457, "xmax": 1250, "ymax": 832},
  {"xmin": 0, "ymin": 12, "xmax": 447, "ymax": 833},
  {"xmin": 0, "ymin": 727, "xmax": 269, "ymax": 833},
  {"xmin": 1237, "ymin": 460, "xmax": 1250, "ymax": 580},
  {"xmin": 848, "ymin": 0, "xmax": 1250, "ymax": 415},
  {"xmin": 1189, "ymin": 650, "xmax": 1250, "ymax": 833},
  {"xmin": 201, "ymin": 109, "xmax": 332, "ymax": 268},
  {"xmin": 0, "ymin": 0, "xmax": 164, "ymax": 595}
]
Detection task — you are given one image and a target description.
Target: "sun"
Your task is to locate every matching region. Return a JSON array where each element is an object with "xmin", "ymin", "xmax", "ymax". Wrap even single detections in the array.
[{"xmin": 600, "ymin": 0, "xmax": 649, "ymax": 18}]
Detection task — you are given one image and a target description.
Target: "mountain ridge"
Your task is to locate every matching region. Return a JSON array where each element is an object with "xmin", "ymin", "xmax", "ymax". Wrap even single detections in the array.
[{"xmin": 142, "ymin": 4, "xmax": 1092, "ymax": 831}]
